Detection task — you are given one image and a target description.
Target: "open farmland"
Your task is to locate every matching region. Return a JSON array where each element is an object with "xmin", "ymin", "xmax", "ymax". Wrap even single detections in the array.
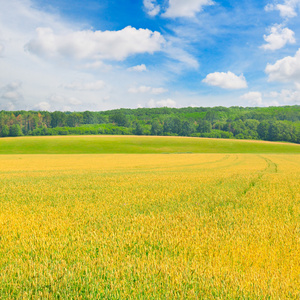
[
  {"xmin": 0, "ymin": 137, "xmax": 299, "ymax": 298},
  {"xmin": 0, "ymin": 135, "xmax": 300, "ymax": 154}
]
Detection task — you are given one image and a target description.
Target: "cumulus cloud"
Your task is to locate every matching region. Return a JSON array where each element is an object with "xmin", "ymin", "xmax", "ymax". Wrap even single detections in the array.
[
  {"xmin": 202, "ymin": 71, "xmax": 248, "ymax": 89},
  {"xmin": 63, "ymin": 80, "xmax": 105, "ymax": 91},
  {"xmin": 241, "ymin": 92, "xmax": 263, "ymax": 106},
  {"xmin": 268, "ymin": 89, "xmax": 300, "ymax": 104},
  {"xmin": 280, "ymin": 89, "xmax": 300, "ymax": 103},
  {"xmin": 128, "ymin": 86, "xmax": 168, "ymax": 94},
  {"xmin": 0, "ymin": 0, "xmax": 171, "ymax": 111},
  {"xmin": 163, "ymin": 0, "xmax": 214, "ymax": 18},
  {"xmin": 68, "ymin": 97, "xmax": 82, "ymax": 105},
  {"xmin": 49, "ymin": 94, "xmax": 82, "ymax": 106},
  {"xmin": 0, "ymin": 81, "xmax": 23, "ymax": 110},
  {"xmin": 265, "ymin": 48, "xmax": 300, "ymax": 82},
  {"xmin": 144, "ymin": 0, "xmax": 161, "ymax": 16},
  {"xmin": 34, "ymin": 101, "xmax": 51, "ymax": 111},
  {"xmin": 0, "ymin": 101, "xmax": 15, "ymax": 111},
  {"xmin": 127, "ymin": 64, "xmax": 147, "ymax": 72},
  {"xmin": 2, "ymin": 91, "xmax": 22, "ymax": 101},
  {"xmin": 25, "ymin": 26, "xmax": 165, "ymax": 61},
  {"xmin": 265, "ymin": 0, "xmax": 300, "ymax": 18},
  {"xmin": 1, "ymin": 81, "xmax": 23, "ymax": 101},
  {"xmin": 261, "ymin": 24, "xmax": 295, "ymax": 50},
  {"xmin": 146, "ymin": 98, "xmax": 177, "ymax": 108}
]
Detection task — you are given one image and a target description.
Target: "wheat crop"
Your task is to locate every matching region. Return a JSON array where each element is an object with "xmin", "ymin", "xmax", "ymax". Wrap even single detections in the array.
[{"xmin": 0, "ymin": 154, "xmax": 299, "ymax": 299}]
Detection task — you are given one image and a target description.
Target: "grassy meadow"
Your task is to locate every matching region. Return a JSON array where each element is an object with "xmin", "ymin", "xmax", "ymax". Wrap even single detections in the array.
[
  {"xmin": 0, "ymin": 135, "xmax": 300, "ymax": 154},
  {"xmin": 0, "ymin": 136, "xmax": 299, "ymax": 298}
]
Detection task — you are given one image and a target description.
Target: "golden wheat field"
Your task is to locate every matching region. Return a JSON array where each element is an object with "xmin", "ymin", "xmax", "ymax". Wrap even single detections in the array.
[{"xmin": 0, "ymin": 153, "xmax": 299, "ymax": 299}]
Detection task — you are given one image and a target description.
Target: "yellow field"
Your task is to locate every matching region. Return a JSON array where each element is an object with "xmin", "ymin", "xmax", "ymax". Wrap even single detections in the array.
[{"xmin": 0, "ymin": 154, "xmax": 299, "ymax": 299}]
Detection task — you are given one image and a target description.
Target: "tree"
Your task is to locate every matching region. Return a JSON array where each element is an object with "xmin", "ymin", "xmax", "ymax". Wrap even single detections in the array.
[
  {"xmin": 83, "ymin": 111, "xmax": 96, "ymax": 124},
  {"xmin": 51, "ymin": 111, "xmax": 66, "ymax": 127},
  {"xmin": 180, "ymin": 121, "xmax": 194, "ymax": 136},
  {"xmin": 43, "ymin": 112, "xmax": 52, "ymax": 128},
  {"xmin": 134, "ymin": 122, "xmax": 143, "ymax": 135},
  {"xmin": 110, "ymin": 112, "xmax": 128, "ymax": 127},
  {"xmin": 150, "ymin": 120, "xmax": 163, "ymax": 135},
  {"xmin": 9, "ymin": 124, "xmax": 23, "ymax": 137},
  {"xmin": 257, "ymin": 121, "xmax": 270, "ymax": 140},
  {"xmin": 163, "ymin": 117, "xmax": 182, "ymax": 135},
  {"xmin": 197, "ymin": 120, "xmax": 212, "ymax": 133},
  {"xmin": 66, "ymin": 113, "xmax": 83, "ymax": 127},
  {"xmin": 1, "ymin": 125, "xmax": 9, "ymax": 137},
  {"xmin": 204, "ymin": 111, "xmax": 222, "ymax": 122},
  {"xmin": 172, "ymin": 117, "xmax": 182, "ymax": 134}
]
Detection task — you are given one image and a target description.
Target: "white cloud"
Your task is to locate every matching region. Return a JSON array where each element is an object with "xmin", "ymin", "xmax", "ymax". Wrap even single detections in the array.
[
  {"xmin": 151, "ymin": 87, "xmax": 168, "ymax": 94},
  {"xmin": 202, "ymin": 71, "xmax": 248, "ymax": 89},
  {"xmin": 261, "ymin": 24, "xmax": 295, "ymax": 50},
  {"xmin": 0, "ymin": 44, "xmax": 4, "ymax": 56},
  {"xmin": 265, "ymin": 48, "xmax": 300, "ymax": 82},
  {"xmin": 48, "ymin": 94, "xmax": 67, "ymax": 103},
  {"xmin": 63, "ymin": 80, "xmax": 105, "ymax": 91},
  {"xmin": 146, "ymin": 98, "xmax": 177, "ymax": 108},
  {"xmin": 0, "ymin": 101, "xmax": 15, "ymax": 111},
  {"xmin": 128, "ymin": 86, "xmax": 168, "ymax": 94},
  {"xmin": 1, "ymin": 81, "xmax": 23, "ymax": 101},
  {"xmin": 34, "ymin": 101, "xmax": 51, "ymax": 111},
  {"xmin": 143, "ymin": 0, "xmax": 161, "ymax": 16},
  {"xmin": 163, "ymin": 0, "xmax": 214, "ymax": 18},
  {"xmin": 129, "ymin": 86, "xmax": 151, "ymax": 93},
  {"xmin": 269, "ymin": 100, "xmax": 280, "ymax": 106},
  {"xmin": 265, "ymin": 89, "xmax": 300, "ymax": 104},
  {"xmin": 68, "ymin": 97, "xmax": 82, "ymax": 105},
  {"xmin": 4, "ymin": 81, "xmax": 22, "ymax": 90},
  {"xmin": 49, "ymin": 94, "xmax": 81, "ymax": 105},
  {"xmin": 0, "ymin": 0, "xmax": 168, "ymax": 111},
  {"xmin": 0, "ymin": 0, "xmax": 192, "ymax": 111},
  {"xmin": 82, "ymin": 61, "xmax": 104, "ymax": 69},
  {"xmin": 265, "ymin": 0, "xmax": 300, "ymax": 18},
  {"xmin": 80, "ymin": 61, "xmax": 112, "ymax": 72},
  {"xmin": 282, "ymin": 89, "xmax": 300, "ymax": 103},
  {"xmin": 47, "ymin": 94, "xmax": 82, "ymax": 110},
  {"xmin": 272, "ymin": 89, "xmax": 300, "ymax": 103},
  {"xmin": 127, "ymin": 64, "xmax": 147, "ymax": 72},
  {"xmin": 26, "ymin": 26, "xmax": 165, "ymax": 61},
  {"xmin": 164, "ymin": 44, "xmax": 199, "ymax": 69},
  {"xmin": 0, "ymin": 81, "xmax": 24, "ymax": 110},
  {"xmin": 241, "ymin": 92, "xmax": 263, "ymax": 106},
  {"xmin": 2, "ymin": 91, "xmax": 22, "ymax": 101}
]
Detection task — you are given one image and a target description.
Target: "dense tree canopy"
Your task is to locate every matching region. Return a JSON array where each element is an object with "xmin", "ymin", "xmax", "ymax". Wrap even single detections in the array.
[{"xmin": 0, "ymin": 106, "xmax": 299, "ymax": 144}]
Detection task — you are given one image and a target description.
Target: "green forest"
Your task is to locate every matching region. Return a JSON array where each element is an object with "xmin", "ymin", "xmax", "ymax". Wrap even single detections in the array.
[{"xmin": 0, "ymin": 106, "xmax": 299, "ymax": 144}]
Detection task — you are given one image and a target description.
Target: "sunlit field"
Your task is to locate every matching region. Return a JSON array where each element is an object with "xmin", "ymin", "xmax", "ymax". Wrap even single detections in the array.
[
  {"xmin": 0, "ymin": 153, "xmax": 299, "ymax": 298},
  {"xmin": 1, "ymin": 135, "xmax": 300, "ymax": 154}
]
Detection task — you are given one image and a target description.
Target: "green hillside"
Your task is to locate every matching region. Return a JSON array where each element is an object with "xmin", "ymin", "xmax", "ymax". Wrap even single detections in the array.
[{"xmin": 0, "ymin": 135, "xmax": 299, "ymax": 154}]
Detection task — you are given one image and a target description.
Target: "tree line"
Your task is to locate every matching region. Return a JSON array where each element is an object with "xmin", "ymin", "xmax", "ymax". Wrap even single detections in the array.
[{"xmin": 0, "ymin": 106, "xmax": 299, "ymax": 143}]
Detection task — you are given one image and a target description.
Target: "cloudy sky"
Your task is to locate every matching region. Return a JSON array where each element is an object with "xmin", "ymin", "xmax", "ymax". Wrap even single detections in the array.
[{"xmin": 0, "ymin": 0, "xmax": 300, "ymax": 111}]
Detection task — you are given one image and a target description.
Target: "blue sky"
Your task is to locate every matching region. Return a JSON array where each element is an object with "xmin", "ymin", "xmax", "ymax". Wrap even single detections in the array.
[{"xmin": 0, "ymin": 0, "xmax": 300, "ymax": 111}]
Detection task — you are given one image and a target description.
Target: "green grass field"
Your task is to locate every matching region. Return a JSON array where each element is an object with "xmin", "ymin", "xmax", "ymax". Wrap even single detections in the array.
[{"xmin": 0, "ymin": 135, "xmax": 299, "ymax": 154}]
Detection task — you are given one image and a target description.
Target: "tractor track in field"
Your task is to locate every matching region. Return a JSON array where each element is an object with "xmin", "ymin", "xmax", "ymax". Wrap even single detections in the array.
[{"xmin": 241, "ymin": 155, "xmax": 278, "ymax": 196}]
